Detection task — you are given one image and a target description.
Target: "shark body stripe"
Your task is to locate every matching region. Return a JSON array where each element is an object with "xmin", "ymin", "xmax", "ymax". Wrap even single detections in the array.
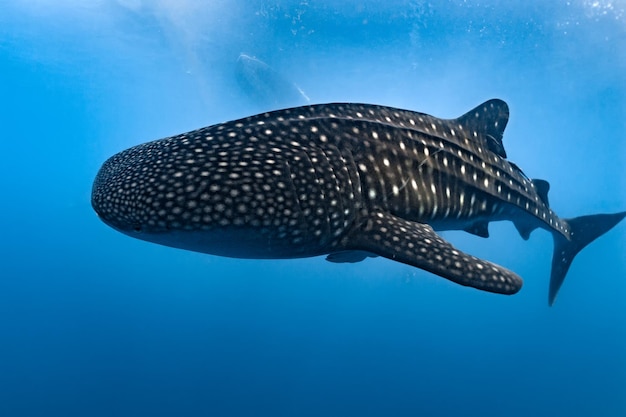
[{"xmin": 92, "ymin": 99, "xmax": 625, "ymax": 304}]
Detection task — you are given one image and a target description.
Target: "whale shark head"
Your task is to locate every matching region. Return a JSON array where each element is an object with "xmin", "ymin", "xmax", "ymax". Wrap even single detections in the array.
[
  {"xmin": 92, "ymin": 142, "xmax": 165, "ymax": 235},
  {"xmin": 91, "ymin": 114, "xmax": 345, "ymax": 259}
]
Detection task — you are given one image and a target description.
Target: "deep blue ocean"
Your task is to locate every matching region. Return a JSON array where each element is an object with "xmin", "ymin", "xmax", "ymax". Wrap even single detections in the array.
[{"xmin": 1, "ymin": 1, "xmax": 625, "ymax": 416}]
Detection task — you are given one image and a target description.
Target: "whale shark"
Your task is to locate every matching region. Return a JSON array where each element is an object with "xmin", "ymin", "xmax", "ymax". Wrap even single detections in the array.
[{"xmin": 91, "ymin": 99, "xmax": 625, "ymax": 305}]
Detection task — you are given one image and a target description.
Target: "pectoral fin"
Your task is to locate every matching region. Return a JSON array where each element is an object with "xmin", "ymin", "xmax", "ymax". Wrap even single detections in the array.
[{"xmin": 343, "ymin": 210, "xmax": 522, "ymax": 295}]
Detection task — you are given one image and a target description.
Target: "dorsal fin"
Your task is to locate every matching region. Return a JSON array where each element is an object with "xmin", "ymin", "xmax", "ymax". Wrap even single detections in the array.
[
  {"xmin": 532, "ymin": 179, "xmax": 550, "ymax": 207},
  {"xmin": 455, "ymin": 99, "xmax": 509, "ymax": 158}
]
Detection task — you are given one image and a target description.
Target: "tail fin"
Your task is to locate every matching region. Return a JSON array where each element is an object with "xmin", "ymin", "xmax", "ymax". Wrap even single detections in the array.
[{"xmin": 549, "ymin": 211, "xmax": 626, "ymax": 306}]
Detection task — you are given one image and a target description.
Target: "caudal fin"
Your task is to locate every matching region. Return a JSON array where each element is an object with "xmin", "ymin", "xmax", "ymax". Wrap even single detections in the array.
[{"xmin": 549, "ymin": 211, "xmax": 626, "ymax": 306}]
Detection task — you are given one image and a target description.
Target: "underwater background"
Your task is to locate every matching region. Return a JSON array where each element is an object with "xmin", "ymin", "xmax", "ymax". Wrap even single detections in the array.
[{"xmin": 1, "ymin": 1, "xmax": 625, "ymax": 416}]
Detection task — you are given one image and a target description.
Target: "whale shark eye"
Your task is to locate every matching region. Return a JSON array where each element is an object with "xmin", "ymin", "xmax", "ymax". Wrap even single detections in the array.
[{"xmin": 133, "ymin": 225, "xmax": 142, "ymax": 232}]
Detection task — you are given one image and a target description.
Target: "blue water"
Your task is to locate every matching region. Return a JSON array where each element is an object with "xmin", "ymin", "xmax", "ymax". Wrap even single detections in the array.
[{"xmin": 1, "ymin": 1, "xmax": 625, "ymax": 416}]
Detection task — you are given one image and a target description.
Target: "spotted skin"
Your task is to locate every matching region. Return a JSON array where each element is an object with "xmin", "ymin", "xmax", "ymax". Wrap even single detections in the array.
[
  {"xmin": 342, "ymin": 210, "xmax": 522, "ymax": 293},
  {"xmin": 92, "ymin": 99, "xmax": 625, "ymax": 303}
]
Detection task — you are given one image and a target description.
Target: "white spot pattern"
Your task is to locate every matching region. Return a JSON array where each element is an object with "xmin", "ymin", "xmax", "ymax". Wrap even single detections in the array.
[{"xmin": 92, "ymin": 100, "xmax": 570, "ymax": 276}]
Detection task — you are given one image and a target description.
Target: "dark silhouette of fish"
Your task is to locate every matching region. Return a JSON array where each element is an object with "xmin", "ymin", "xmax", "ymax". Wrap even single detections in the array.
[
  {"xmin": 235, "ymin": 53, "xmax": 309, "ymax": 110},
  {"xmin": 91, "ymin": 99, "xmax": 625, "ymax": 305}
]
